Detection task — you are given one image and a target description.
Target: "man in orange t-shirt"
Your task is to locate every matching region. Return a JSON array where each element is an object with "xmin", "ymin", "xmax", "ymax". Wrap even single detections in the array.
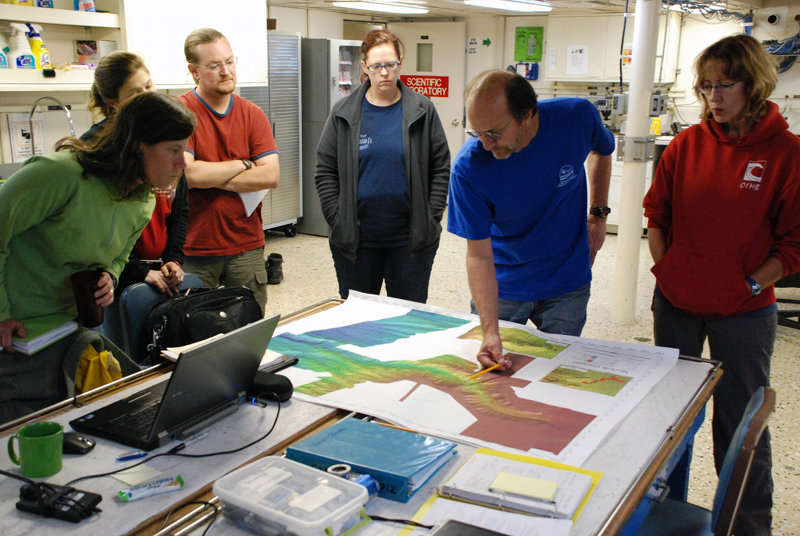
[{"xmin": 179, "ymin": 28, "xmax": 279, "ymax": 313}]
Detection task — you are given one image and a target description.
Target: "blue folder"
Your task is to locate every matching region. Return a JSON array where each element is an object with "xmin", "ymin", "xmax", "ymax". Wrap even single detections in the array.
[{"xmin": 286, "ymin": 417, "xmax": 457, "ymax": 502}]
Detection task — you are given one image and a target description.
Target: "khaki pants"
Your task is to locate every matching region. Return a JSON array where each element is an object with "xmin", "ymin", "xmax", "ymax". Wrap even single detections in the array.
[{"xmin": 182, "ymin": 246, "xmax": 268, "ymax": 314}]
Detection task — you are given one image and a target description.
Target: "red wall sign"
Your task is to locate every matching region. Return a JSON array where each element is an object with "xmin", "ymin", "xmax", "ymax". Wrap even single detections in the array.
[{"xmin": 400, "ymin": 75, "xmax": 449, "ymax": 98}]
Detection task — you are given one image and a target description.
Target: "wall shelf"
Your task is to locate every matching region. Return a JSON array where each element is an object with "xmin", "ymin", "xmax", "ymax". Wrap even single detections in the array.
[
  {"xmin": 0, "ymin": 69, "xmax": 94, "ymax": 91},
  {"xmin": 0, "ymin": 4, "xmax": 119, "ymax": 28}
]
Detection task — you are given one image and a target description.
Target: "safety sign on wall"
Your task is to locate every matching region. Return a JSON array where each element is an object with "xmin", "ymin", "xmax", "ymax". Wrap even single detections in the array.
[{"xmin": 400, "ymin": 75, "xmax": 449, "ymax": 98}]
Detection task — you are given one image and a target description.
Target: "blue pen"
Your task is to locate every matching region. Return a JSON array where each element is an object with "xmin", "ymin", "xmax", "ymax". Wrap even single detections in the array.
[{"xmin": 116, "ymin": 450, "xmax": 148, "ymax": 462}]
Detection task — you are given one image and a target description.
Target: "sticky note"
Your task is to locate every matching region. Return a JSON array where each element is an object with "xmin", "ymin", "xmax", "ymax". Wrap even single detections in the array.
[{"xmin": 488, "ymin": 472, "xmax": 559, "ymax": 502}]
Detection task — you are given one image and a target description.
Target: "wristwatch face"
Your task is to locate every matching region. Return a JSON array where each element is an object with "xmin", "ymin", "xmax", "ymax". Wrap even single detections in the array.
[{"xmin": 242, "ymin": 159, "xmax": 252, "ymax": 170}]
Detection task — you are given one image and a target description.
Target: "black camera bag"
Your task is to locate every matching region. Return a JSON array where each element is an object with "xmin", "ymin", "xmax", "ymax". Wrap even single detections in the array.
[{"xmin": 145, "ymin": 286, "xmax": 263, "ymax": 361}]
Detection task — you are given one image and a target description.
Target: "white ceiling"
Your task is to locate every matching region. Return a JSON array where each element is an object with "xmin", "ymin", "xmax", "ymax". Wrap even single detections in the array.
[{"xmin": 265, "ymin": 0, "xmax": 768, "ymax": 20}]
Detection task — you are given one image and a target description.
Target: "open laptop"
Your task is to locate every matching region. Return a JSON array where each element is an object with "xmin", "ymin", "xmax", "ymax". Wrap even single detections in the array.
[{"xmin": 70, "ymin": 314, "xmax": 280, "ymax": 451}]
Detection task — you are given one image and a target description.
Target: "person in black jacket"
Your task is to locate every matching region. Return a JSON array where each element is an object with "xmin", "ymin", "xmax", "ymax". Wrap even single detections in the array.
[
  {"xmin": 314, "ymin": 30, "xmax": 450, "ymax": 303},
  {"xmin": 82, "ymin": 51, "xmax": 189, "ymax": 295}
]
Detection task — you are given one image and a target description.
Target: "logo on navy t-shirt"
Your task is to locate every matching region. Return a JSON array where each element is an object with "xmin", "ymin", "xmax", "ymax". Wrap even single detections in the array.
[
  {"xmin": 558, "ymin": 165, "xmax": 577, "ymax": 187},
  {"xmin": 359, "ymin": 134, "xmax": 373, "ymax": 152}
]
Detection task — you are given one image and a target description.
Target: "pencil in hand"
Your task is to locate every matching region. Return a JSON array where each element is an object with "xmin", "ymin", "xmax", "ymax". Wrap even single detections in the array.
[{"xmin": 468, "ymin": 360, "xmax": 506, "ymax": 380}]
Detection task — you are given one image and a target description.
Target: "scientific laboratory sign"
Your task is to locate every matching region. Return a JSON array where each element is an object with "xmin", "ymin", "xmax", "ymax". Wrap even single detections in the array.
[{"xmin": 400, "ymin": 75, "xmax": 449, "ymax": 98}]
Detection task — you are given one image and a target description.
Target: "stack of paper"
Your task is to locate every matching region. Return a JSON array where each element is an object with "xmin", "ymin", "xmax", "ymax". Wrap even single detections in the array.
[
  {"xmin": 13, "ymin": 316, "xmax": 78, "ymax": 355},
  {"xmin": 438, "ymin": 449, "xmax": 601, "ymax": 520},
  {"xmin": 286, "ymin": 417, "xmax": 457, "ymax": 502}
]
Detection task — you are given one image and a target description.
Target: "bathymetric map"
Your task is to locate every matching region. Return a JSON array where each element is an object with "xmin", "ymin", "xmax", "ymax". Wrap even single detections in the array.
[{"xmin": 271, "ymin": 292, "xmax": 677, "ymax": 464}]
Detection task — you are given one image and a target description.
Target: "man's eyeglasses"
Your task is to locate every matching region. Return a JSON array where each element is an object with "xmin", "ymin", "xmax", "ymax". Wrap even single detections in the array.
[
  {"xmin": 195, "ymin": 57, "xmax": 238, "ymax": 72},
  {"xmin": 465, "ymin": 129, "xmax": 504, "ymax": 141},
  {"xmin": 365, "ymin": 62, "xmax": 401, "ymax": 73},
  {"xmin": 696, "ymin": 80, "xmax": 740, "ymax": 95}
]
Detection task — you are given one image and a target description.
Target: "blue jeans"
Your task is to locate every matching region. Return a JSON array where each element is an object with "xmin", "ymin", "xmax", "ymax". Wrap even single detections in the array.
[
  {"xmin": 330, "ymin": 242, "xmax": 438, "ymax": 303},
  {"xmin": 471, "ymin": 283, "xmax": 591, "ymax": 336}
]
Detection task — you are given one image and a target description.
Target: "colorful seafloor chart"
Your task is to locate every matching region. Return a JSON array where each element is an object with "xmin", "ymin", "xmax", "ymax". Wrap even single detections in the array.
[{"xmin": 270, "ymin": 292, "xmax": 678, "ymax": 465}]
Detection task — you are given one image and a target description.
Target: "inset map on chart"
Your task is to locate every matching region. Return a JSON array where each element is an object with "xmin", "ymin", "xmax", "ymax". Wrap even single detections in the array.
[{"xmin": 271, "ymin": 292, "xmax": 678, "ymax": 464}]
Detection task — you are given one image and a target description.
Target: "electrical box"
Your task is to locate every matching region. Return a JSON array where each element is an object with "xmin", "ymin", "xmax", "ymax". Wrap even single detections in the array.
[
  {"xmin": 649, "ymin": 94, "xmax": 667, "ymax": 117},
  {"xmin": 612, "ymin": 93, "xmax": 628, "ymax": 115}
]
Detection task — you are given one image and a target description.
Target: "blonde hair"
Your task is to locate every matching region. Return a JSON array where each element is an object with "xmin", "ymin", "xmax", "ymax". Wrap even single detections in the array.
[{"xmin": 694, "ymin": 34, "xmax": 778, "ymax": 122}]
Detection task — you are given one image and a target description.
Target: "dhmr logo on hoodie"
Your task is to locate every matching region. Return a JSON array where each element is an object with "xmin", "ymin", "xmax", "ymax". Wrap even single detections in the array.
[{"xmin": 740, "ymin": 160, "xmax": 766, "ymax": 191}]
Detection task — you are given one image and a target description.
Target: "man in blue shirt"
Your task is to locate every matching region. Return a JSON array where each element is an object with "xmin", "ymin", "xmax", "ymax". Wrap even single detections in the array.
[{"xmin": 448, "ymin": 70, "xmax": 615, "ymax": 370}]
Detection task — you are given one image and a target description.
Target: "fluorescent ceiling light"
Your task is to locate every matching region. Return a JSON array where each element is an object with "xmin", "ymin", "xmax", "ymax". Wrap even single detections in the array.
[
  {"xmin": 332, "ymin": 1, "xmax": 429, "ymax": 14},
  {"xmin": 464, "ymin": 0, "xmax": 551, "ymax": 12}
]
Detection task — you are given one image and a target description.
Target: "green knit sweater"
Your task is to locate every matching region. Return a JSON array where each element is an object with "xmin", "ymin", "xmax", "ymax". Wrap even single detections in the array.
[{"xmin": 0, "ymin": 151, "xmax": 153, "ymax": 334}]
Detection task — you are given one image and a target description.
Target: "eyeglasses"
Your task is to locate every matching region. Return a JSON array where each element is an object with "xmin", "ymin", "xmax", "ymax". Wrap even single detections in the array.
[
  {"xmin": 696, "ymin": 80, "xmax": 740, "ymax": 95},
  {"xmin": 365, "ymin": 61, "xmax": 401, "ymax": 73},
  {"xmin": 195, "ymin": 57, "xmax": 238, "ymax": 72},
  {"xmin": 465, "ymin": 120, "xmax": 512, "ymax": 142}
]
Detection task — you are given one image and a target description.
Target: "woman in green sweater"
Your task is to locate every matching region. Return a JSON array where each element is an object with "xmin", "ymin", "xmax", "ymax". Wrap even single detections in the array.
[{"xmin": 0, "ymin": 91, "xmax": 195, "ymax": 423}]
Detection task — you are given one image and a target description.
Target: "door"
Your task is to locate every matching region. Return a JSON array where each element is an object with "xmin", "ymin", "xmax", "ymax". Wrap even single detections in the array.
[{"xmin": 388, "ymin": 22, "xmax": 466, "ymax": 161}]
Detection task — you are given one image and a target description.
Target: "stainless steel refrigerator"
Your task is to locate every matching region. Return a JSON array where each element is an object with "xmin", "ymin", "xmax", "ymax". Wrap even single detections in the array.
[{"xmin": 297, "ymin": 38, "xmax": 362, "ymax": 236}]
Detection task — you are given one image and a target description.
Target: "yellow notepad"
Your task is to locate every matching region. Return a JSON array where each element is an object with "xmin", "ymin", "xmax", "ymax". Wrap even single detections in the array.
[{"xmin": 489, "ymin": 472, "xmax": 558, "ymax": 502}]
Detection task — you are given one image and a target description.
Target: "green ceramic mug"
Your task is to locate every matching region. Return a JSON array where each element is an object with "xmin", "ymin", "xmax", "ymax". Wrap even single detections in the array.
[{"xmin": 7, "ymin": 421, "xmax": 63, "ymax": 478}]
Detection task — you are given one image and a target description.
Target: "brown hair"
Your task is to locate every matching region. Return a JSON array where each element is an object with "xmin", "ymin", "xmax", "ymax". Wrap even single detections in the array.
[
  {"xmin": 359, "ymin": 30, "xmax": 404, "ymax": 84},
  {"xmin": 694, "ymin": 34, "xmax": 778, "ymax": 122},
  {"xmin": 57, "ymin": 92, "xmax": 195, "ymax": 200},
  {"xmin": 184, "ymin": 27, "xmax": 226, "ymax": 64},
  {"xmin": 465, "ymin": 70, "xmax": 538, "ymax": 124},
  {"xmin": 88, "ymin": 51, "xmax": 149, "ymax": 120}
]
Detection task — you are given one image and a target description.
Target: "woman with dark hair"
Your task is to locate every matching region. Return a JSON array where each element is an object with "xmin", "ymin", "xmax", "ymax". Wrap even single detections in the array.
[
  {"xmin": 0, "ymin": 92, "xmax": 196, "ymax": 423},
  {"xmin": 82, "ymin": 51, "xmax": 189, "ymax": 296},
  {"xmin": 315, "ymin": 29, "xmax": 450, "ymax": 303},
  {"xmin": 644, "ymin": 34, "xmax": 800, "ymax": 535}
]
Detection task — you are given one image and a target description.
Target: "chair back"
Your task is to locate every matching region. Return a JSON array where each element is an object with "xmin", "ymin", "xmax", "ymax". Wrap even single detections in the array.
[
  {"xmin": 712, "ymin": 386, "xmax": 776, "ymax": 536},
  {"xmin": 119, "ymin": 273, "xmax": 203, "ymax": 363}
]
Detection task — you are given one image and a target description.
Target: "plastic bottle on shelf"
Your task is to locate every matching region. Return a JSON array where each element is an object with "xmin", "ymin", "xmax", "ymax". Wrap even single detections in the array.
[
  {"xmin": 7, "ymin": 23, "xmax": 35, "ymax": 69},
  {"xmin": 36, "ymin": 0, "xmax": 55, "ymax": 7},
  {"xmin": 3, "ymin": 1, "xmax": 35, "ymax": 6},
  {"xmin": 0, "ymin": 32, "xmax": 9, "ymax": 69},
  {"xmin": 26, "ymin": 23, "xmax": 51, "ymax": 69},
  {"xmin": 74, "ymin": 0, "xmax": 96, "ymax": 12}
]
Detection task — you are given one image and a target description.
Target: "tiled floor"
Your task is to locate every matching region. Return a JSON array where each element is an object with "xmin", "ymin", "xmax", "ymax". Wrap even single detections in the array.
[{"xmin": 263, "ymin": 224, "xmax": 800, "ymax": 535}]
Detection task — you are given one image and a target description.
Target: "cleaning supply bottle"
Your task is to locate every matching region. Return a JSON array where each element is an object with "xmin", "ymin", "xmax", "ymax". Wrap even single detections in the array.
[
  {"xmin": 8, "ymin": 23, "xmax": 35, "ymax": 69},
  {"xmin": 0, "ymin": 32, "xmax": 9, "ymax": 69},
  {"xmin": 26, "ymin": 23, "xmax": 51, "ymax": 69},
  {"xmin": 74, "ymin": 0, "xmax": 96, "ymax": 12}
]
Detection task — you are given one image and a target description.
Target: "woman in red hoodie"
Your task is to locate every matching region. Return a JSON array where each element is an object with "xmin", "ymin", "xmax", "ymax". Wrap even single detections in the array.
[{"xmin": 644, "ymin": 34, "xmax": 800, "ymax": 535}]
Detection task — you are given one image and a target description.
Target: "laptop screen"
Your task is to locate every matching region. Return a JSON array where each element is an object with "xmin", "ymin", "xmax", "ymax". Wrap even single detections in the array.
[{"xmin": 151, "ymin": 314, "xmax": 281, "ymax": 438}]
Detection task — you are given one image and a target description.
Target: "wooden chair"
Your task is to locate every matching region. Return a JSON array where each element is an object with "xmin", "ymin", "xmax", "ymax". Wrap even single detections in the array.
[
  {"xmin": 119, "ymin": 273, "xmax": 203, "ymax": 364},
  {"xmin": 635, "ymin": 386, "xmax": 776, "ymax": 536}
]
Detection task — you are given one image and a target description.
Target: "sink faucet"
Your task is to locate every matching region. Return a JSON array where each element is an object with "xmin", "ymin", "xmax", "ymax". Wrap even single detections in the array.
[{"xmin": 28, "ymin": 96, "xmax": 76, "ymax": 155}]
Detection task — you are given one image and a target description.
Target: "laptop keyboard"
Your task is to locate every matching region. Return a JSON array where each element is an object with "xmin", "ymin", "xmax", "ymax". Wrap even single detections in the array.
[{"xmin": 111, "ymin": 402, "xmax": 161, "ymax": 432}]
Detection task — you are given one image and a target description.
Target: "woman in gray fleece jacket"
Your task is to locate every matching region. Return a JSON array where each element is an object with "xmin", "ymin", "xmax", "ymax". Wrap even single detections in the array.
[{"xmin": 314, "ymin": 29, "xmax": 450, "ymax": 303}]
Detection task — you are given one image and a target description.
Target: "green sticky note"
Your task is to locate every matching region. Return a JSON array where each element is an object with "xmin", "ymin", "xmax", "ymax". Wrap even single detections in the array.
[{"xmin": 489, "ymin": 472, "xmax": 558, "ymax": 502}]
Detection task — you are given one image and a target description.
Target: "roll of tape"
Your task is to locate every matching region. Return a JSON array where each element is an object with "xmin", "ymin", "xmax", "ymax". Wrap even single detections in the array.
[{"xmin": 327, "ymin": 463, "xmax": 351, "ymax": 477}]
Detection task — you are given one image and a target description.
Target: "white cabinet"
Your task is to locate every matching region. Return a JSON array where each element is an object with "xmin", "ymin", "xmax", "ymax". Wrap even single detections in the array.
[
  {"xmin": 120, "ymin": 0, "xmax": 267, "ymax": 88},
  {"xmin": 546, "ymin": 13, "xmax": 680, "ymax": 84}
]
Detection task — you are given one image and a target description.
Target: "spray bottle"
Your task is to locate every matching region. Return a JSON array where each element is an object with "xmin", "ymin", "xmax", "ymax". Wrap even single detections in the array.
[
  {"xmin": 26, "ymin": 23, "xmax": 51, "ymax": 69},
  {"xmin": 0, "ymin": 32, "xmax": 9, "ymax": 69},
  {"xmin": 8, "ymin": 23, "xmax": 34, "ymax": 69}
]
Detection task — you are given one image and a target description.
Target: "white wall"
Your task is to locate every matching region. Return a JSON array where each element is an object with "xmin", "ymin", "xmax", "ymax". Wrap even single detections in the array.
[{"xmin": 464, "ymin": 16, "xmax": 505, "ymax": 84}]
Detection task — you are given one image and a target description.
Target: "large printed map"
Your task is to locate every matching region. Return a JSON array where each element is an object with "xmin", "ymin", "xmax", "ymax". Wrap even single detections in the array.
[{"xmin": 271, "ymin": 292, "xmax": 677, "ymax": 464}]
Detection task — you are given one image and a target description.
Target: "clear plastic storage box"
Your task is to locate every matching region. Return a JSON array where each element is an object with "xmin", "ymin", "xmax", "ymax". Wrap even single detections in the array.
[{"xmin": 213, "ymin": 456, "xmax": 370, "ymax": 536}]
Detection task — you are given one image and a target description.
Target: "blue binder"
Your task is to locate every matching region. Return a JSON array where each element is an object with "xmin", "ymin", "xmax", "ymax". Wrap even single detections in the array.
[{"xmin": 286, "ymin": 418, "xmax": 457, "ymax": 502}]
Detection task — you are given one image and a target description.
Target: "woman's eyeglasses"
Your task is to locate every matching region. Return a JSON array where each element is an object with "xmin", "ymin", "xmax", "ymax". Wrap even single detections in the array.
[
  {"xmin": 696, "ymin": 80, "xmax": 740, "ymax": 95},
  {"xmin": 365, "ymin": 62, "xmax": 401, "ymax": 73}
]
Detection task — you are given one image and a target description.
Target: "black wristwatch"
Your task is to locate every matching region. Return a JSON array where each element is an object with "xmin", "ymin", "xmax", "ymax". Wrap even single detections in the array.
[
  {"xmin": 589, "ymin": 206, "xmax": 612, "ymax": 218},
  {"xmin": 745, "ymin": 276, "xmax": 762, "ymax": 296},
  {"xmin": 241, "ymin": 159, "xmax": 253, "ymax": 171}
]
